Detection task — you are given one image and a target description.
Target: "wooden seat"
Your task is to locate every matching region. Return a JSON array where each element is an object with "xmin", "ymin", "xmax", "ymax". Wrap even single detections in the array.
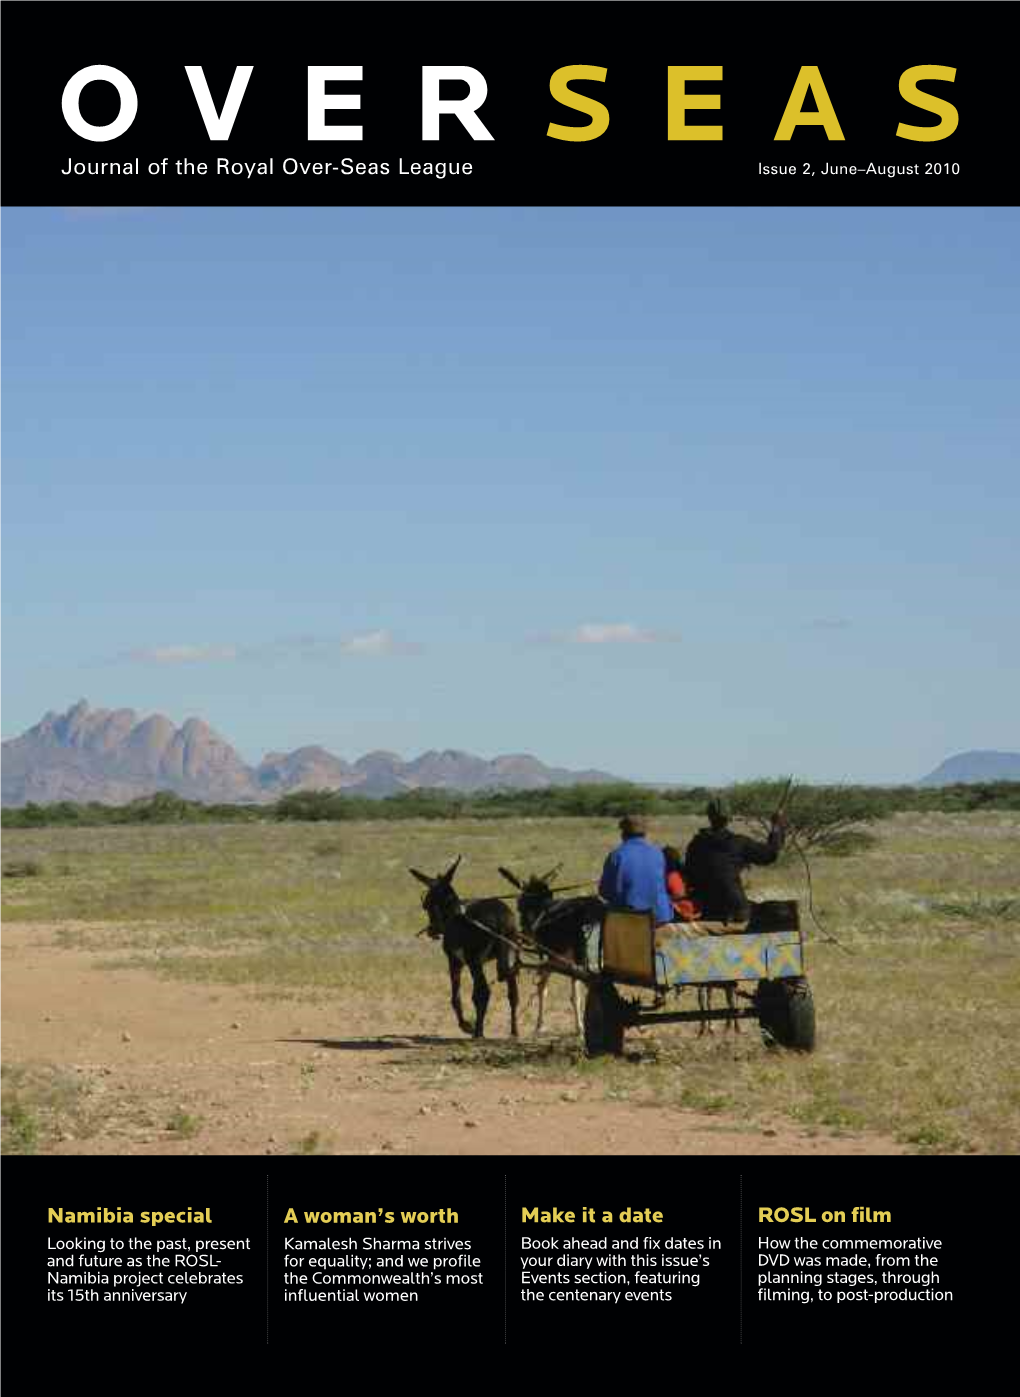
[
  {"xmin": 690, "ymin": 919, "xmax": 749, "ymax": 937},
  {"xmin": 601, "ymin": 908, "xmax": 657, "ymax": 987}
]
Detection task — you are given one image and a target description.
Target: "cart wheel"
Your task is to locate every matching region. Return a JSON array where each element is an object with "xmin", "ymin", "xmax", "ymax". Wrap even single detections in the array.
[
  {"xmin": 757, "ymin": 978, "xmax": 816, "ymax": 1052},
  {"xmin": 584, "ymin": 979, "xmax": 626, "ymax": 1058}
]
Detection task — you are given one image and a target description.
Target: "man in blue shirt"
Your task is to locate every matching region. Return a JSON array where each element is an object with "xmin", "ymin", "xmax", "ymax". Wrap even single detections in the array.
[{"xmin": 598, "ymin": 814, "xmax": 673, "ymax": 926}]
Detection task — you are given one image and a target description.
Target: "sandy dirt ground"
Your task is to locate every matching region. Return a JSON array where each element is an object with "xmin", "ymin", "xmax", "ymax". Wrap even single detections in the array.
[{"xmin": 3, "ymin": 922, "xmax": 903, "ymax": 1156}]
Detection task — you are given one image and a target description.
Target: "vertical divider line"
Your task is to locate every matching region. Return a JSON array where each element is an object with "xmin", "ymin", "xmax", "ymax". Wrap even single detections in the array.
[
  {"xmin": 739, "ymin": 1172, "xmax": 743, "ymax": 1345},
  {"xmin": 266, "ymin": 1172, "xmax": 270, "ymax": 1344},
  {"xmin": 504, "ymin": 1172, "xmax": 507, "ymax": 1345}
]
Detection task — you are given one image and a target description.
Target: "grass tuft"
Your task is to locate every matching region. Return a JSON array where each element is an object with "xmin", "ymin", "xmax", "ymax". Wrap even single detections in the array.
[
  {"xmin": 166, "ymin": 1110, "xmax": 203, "ymax": 1138},
  {"xmin": 1, "ymin": 1064, "xmax": 97, "ymax": 1153},
  {"xmin": 3, "ymin": 859, "xmax": 44, "ymax": 878}
]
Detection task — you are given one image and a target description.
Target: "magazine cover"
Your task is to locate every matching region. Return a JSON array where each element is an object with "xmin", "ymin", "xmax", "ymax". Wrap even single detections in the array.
[{"xmin": 2, "ymin": 0, "xmax": 1014, "ymax": 1354}]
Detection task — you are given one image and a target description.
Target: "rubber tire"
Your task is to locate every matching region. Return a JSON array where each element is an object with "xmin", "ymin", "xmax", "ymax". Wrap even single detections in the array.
[
  {"xmin": 757, "ymin": 978, "xmax": 816, "ymax": 1052},
  {"xmin": 584, "ymin": 980, "xmax": 626, "ymax": 1058}
]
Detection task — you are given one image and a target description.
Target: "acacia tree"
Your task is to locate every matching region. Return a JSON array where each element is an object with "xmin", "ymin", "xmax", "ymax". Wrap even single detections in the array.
[{"xmin": 724, "ymin": 779, "xmax": 883, "ymax": 854}]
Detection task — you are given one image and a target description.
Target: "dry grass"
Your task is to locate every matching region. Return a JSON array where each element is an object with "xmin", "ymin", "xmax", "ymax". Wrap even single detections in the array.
[
  {"xmin": 3, "ymin": 812, "xmax": 1018, "ymax": 1153},
  {"xmin": 2, "ymin": 1063, "xmax": 112, "ymax": 1153}
]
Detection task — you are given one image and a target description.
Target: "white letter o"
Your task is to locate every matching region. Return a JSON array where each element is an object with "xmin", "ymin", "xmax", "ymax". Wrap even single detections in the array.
[{"xmin": 62, "ymin": 66, "xmax": 138, "ymax": 142}]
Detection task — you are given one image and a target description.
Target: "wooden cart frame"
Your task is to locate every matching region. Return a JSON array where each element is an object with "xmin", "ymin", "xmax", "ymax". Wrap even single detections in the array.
[{"xmin": 577, "ymin": 901, "xmax": 816, "ymax": 1056}]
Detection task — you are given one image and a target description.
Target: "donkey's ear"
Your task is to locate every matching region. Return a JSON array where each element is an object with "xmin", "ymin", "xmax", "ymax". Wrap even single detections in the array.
[
  {"xmin": 409, "ymin": 868, "xmax": 435, "ymax": 887},
  {"xmin": 541, "ymin": 863, "xmax": 564, "ymax": 885},
  {"xmin": 498, "ymin": 866, "xmax": 523, "ymax": 889},
  {"xmin": 442, "ymin": 855, "xmax": 462, "ymax": 883}
]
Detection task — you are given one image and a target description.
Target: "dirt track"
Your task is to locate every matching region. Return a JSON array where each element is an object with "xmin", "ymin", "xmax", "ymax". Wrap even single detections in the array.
[{"xmin": 2, "ymin": 922, "xmax": 903, "ymax": 1156}]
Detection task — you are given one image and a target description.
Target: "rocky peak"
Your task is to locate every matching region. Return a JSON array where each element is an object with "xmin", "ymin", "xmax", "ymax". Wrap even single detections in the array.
[{"xmin": 2, "ymin": 701, "xmax": 622, "ymax": 806}]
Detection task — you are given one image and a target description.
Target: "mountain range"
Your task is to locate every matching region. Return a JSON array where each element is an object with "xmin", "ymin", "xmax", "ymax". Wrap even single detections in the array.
[
  {"xmin": 0, "ymin": 701, "xmax": 619, "ymax": 806},
  {"xmin": 2, "ymin": 702, "xmax": 1017, "ymax": 806},
  {"xmin": 917, "ymin": 750, "xmax": 1020, "ymax": 786}
]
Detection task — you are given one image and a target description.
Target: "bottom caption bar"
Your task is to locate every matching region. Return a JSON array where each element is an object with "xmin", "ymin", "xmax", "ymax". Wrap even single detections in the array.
[{"xmin": 3, "ymin": 1157, "xmax": 1004, "ymax": 1349}]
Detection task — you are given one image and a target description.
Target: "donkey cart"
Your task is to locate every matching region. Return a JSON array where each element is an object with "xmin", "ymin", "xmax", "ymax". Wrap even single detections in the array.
[{"xmin": 579, "ymin": 901, "xmax": 816, "ymax": 1057}]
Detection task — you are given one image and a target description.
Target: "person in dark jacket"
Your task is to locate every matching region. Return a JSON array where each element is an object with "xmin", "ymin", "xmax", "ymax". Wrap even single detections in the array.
[
  {"xmin": 599, "ymin": 814, "xmax": 674, "ymax": 927},
  {"xmin": 683, "ymin": 798, "xmax": 786, "ymax": 924}
]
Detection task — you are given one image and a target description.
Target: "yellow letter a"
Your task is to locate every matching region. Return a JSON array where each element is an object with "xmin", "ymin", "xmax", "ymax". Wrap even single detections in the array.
[{"xmin": 774, "ymin": 67, "xmax": 845, "ymax": 140}]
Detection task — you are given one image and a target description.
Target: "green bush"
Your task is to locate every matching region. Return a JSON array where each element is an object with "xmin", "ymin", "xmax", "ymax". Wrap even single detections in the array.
[
  {"xmin": 2, "ymin": 859, "xmax": 44, "ymax": 878},
  {"xmin": 726, "ymin": 779, "xmax": 886, "ymax": 853},
  {"xmin": 4, "ymin": 780, "xmax": 1020, "ymax": 829}
]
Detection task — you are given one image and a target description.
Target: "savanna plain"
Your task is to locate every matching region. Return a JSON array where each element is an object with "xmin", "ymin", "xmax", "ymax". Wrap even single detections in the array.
[{"xmin": 2, "ymin": 813, "xmax": 1017, "ymax": 1156}]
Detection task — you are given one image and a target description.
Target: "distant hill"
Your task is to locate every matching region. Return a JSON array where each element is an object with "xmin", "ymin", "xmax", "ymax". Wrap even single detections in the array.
[
  {"xmin": 255, "ymin": 746, "xmax": 355, "ymax": 797},
  {"xmin": 918, "ymin": 751, "xmax": 1020, "ymax": 786},
  {"xmin": 1, "ymin": 700, "xmax": 620, "ymax": 806}
]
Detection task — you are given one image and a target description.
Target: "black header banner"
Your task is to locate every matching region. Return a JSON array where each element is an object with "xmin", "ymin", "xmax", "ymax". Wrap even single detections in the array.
[{"xmin": 0, "ymin": 0, "xmax": 1007, "ymax": 206}]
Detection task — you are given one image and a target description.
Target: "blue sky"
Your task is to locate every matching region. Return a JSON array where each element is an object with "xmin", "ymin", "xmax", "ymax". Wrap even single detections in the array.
[{"xmin": 2, "ymin": 206, "xmax": 1016, "ymax": 783}]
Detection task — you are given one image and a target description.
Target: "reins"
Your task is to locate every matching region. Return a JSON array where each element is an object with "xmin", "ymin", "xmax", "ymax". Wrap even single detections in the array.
[
  {"xmin": 419, "ymin": 904, "xmax": 595, "ymax": 984},
  {"xmin": 454, "ymin": 879, "xmax": 596, "ymax": 904}
]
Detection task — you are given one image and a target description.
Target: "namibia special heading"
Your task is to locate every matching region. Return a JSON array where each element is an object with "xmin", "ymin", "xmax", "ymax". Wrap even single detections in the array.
[
  {"xmin": 49, "ymin": 1207, "xmax": 212, "ymax": 1226},
  {"xmin": 62, "ymin": 64, "xmax": 960, "ymax": 144}
]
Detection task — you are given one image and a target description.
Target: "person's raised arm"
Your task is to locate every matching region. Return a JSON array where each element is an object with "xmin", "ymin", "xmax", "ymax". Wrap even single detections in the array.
[{"xmin": 741, "ymin": 813, "xmax": 787, "ymax": 865}]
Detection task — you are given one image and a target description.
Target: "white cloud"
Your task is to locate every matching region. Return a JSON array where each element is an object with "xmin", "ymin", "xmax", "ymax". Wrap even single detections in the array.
[
  {"xmin": 117, "ymin": 632, "xmax": 420, "ymax": 665},
  {"xmin": 126, "ymin": 644, "xmax": 239, "ymax": 664},
  {"xmin": 537, "ymin": 622, "xmax": 681, "ymax": 646},
  {"xmin": 342, "ymin": 631, "xmax": 387, "ymax": 654},
  {"xmin": 339, "ymin": 630, "xmax": 418, "ymax": 656}
]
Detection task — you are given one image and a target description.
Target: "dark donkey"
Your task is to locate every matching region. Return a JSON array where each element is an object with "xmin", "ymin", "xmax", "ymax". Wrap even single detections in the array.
[
  {"xmin": 498, "ymin": 864, "xmax": 603, "ymax": 1038},
  {"xmin": 409, "ymin": 856, "xmax": 521, "ymax": 1039}
]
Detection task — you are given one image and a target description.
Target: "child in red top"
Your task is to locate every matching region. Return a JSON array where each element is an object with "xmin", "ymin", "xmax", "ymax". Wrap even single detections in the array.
[{"xmin": 663, "ymin": 845, "xmax": 701, "ymax": 922}]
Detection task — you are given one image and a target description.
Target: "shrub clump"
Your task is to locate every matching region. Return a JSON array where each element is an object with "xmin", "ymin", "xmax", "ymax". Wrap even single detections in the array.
[
  {"xmin": 2, "ymin": 859, "xmax": 44, "ymax": 878},
  {"xmin": 726, "ymin": 779, "xmax": 884, "ymax": 854}
]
